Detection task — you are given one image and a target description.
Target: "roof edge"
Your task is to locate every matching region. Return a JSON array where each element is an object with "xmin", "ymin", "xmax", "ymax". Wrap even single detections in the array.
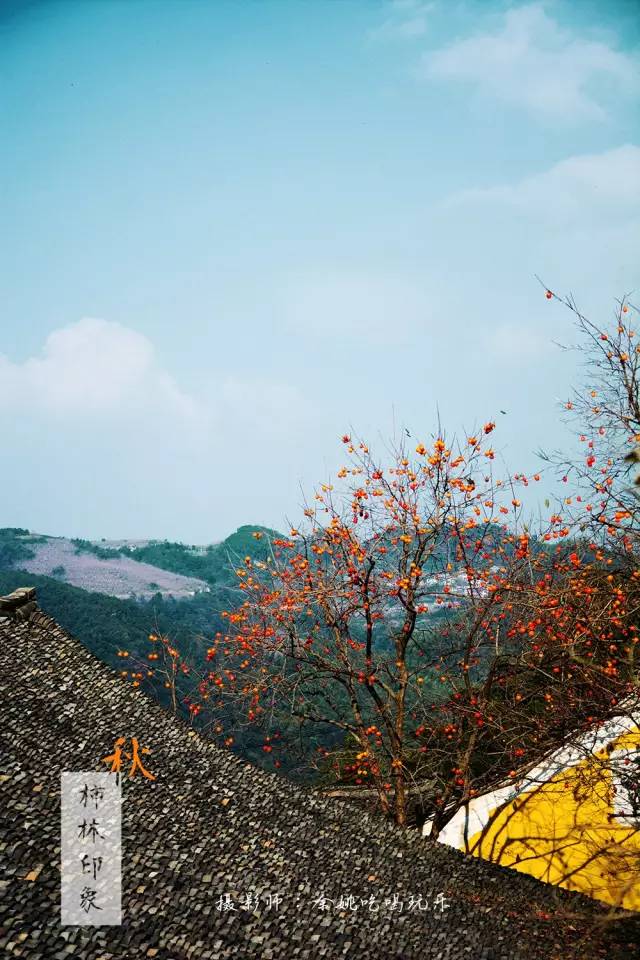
[{"xmin": 0, "ymin": 586, "xmax": 38, "ymax": 621}]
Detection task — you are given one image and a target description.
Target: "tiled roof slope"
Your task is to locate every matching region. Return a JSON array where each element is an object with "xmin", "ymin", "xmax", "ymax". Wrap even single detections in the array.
[{"xmin": 1, "ymin": 589, "xmax": 638, "ymax": 960}]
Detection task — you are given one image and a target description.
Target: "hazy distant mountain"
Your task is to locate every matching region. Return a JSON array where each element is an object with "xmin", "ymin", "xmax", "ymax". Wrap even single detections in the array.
[{"xmin": 0, "ymin": 525, "xmax": 281, "ymax": 600}]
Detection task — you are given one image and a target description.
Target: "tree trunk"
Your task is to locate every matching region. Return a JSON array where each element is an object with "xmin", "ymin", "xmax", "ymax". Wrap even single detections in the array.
[{"xmin": 393, "ymin": 769, "xmax": 407, "ymax": 826}]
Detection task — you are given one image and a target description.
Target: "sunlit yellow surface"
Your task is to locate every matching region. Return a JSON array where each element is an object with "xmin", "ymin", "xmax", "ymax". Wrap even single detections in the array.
[{"xmin": 465, "ymin": 727, "xmax": 640, "ymax": 910}]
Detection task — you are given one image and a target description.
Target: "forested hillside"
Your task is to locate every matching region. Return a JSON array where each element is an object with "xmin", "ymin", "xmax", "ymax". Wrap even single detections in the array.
[
  {"xmin": 0, "ymin": 568, "xmax": 222, "ymax": 667},
  {"xmin": 125, "ymin": 524, "xmax": 281, "ymax": 584}
]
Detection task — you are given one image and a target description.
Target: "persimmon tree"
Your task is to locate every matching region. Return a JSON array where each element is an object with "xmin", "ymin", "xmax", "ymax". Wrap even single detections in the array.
[
  {"xmin": 196, "ymin": 423, "xmax": 541, "ymax": 826},
  {"xmin": 187, "ymin": 287, "xmax": 640, "ymax": 843},
  {"xmin": 401, "ymin": 296, "xmax": 640, "ymax": 908},
  {"xmin": 116, "ymin": 630, "xmax": 224, "ymax": 732},
  {"xmin": 416, "ymin": 290, "xmax": 640, "ymax": 837},
  {"xmin": 538, "ymin": 283, "xmax": 640, "ymax": 542}
]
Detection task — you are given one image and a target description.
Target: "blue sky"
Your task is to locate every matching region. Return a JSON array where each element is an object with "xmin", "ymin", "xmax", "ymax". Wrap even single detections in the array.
[{"xmin": 1, "ymin": 0, "xmax": 639, "ymax": 541}]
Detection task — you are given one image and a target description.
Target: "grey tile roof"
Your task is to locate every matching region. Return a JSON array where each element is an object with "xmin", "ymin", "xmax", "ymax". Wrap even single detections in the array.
[{"xmin": 1, "ymin": 589, "xmax": 638, "ymax": 960}]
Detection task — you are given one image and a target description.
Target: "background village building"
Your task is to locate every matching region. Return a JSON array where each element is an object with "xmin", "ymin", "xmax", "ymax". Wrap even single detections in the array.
[{"xmin": 426, "ymin": 708, "xmax": 640, "ymax": 911}]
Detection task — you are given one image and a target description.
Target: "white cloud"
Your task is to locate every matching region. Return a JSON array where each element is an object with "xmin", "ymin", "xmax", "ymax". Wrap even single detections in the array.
[
  {"xmin": 370, "ymin": 1, "xmax": 435, "ymax": 42},
  {"xmin": 0, "ymin": 317, "xmax": 314, "ymax": 448},
  {"xmin": 0, "ymin": 318, "xmax": 321, "ymax": 539},
  {"xmin": 0, "ymin": 318, "xmax": 200, "ymax": 424},
  {"xmin": 445, "ymin": 144, "xmax": 640, "ymax": 228},
  {"xmin": 427, "ymin": 145, "xmax": 640, "ymax": 364},
  {"xmin": 421, "ymin": 3, "xmax": 639, "ymax": 121}
]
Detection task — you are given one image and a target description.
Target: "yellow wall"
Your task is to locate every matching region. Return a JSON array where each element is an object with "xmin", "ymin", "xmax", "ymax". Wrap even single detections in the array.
[{"xmin": 466, "ymin": 727, "xmax": 640, "ymax": 911}]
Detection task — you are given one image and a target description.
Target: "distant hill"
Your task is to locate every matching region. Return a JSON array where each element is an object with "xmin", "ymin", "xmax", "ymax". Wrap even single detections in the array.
[
  {"xmin": 123, "ymin": 524, "xmax": 282, "ymax": 586},
  {"xmin": 0, "ymin": 524, "xmax": 282, "ymax": 599},
  {"xmin": 0, "ymin": 523, "xmax": 285, "ymax": 696}
]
